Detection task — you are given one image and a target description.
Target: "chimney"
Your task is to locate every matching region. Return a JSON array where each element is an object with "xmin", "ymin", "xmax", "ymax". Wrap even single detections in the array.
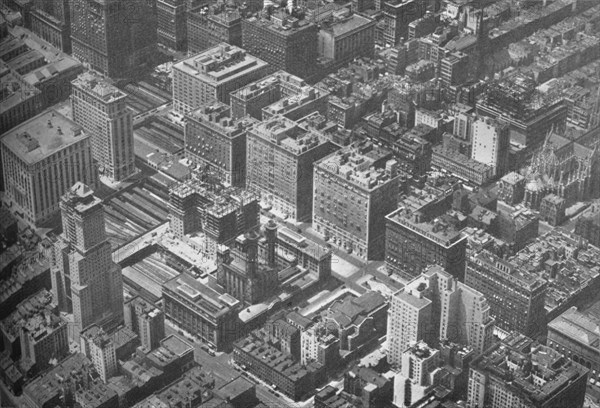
[
  {"xmin": 245, "ymin": 231, "xmax": 259, "ymax": 277},
  {"xmin": 265, "ymin": 219, "xmax": 278, "ymax": 268}
]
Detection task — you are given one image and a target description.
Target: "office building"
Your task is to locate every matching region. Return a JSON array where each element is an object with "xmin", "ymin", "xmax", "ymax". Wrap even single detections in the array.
[
  {"xmin": 71, "ymin": 71, "xmax": 136, "ymax": 182},
  {"xmin": 242, "ymin": 12, "xmax": 318, "ymax": 79},
  {"xmin": 385, "ymin": 207, "xmax": 467, "ymax": 281},
  {"xmin": 471, "ymin": 117, "xmax": 510, "ymax": 177},
  {"xmin": 124, "ymin": 296, "xmax": 165, "ymax": 351},
  {"xmin": 246, "ymin": 116, "xmax": 332, "ymax": 222},
  {"xmin": 162, "ymin": 273, "xmax": 241, "ymax": 351},
  {"xmin": 1, "ymin": 109, "xmax": 96, "ymax": 226},
  {"xmin": 80, "ymin": 327, "xmax": 117, "ymax": 383},
  {"xmin": 539, "ymin": 194, "xmax": 566, "ymax": 226},
  {"xmin": 184, "ymin": 102, "xmax": 257, "ymax": 187},
  {"xmin": 467, "ymin": 333, "xmax": 588, "ymax": 408},
  {"xmin": 465, "ymin": 250, "xmax": 547, "ymax": 337},
  {"xmin": 387, "ymin": 265, "xmax": 494, "ymax": 367},
  {"xmin": 172, "ymin": 43, "xmax": 270, "ymax": 114},
  {"xmin": 51, "ymin": 183, "xmax": 124, "ymax": 340},
  {"xmin": 317, "ymin": 10, "xmax": 376, "ymax": 70},
  {"xmin": 313, "ymin": 142, "xmax": 399, "ymax": 260},
  {"xmin": 30, "ymin": 0, "xmax": 71, "ymax": 53},
  {"xmin": 157, "ymin": 0, "xmax": 187, "ymax": 51},
  {"xmin": 70, "ymin": 0, "xmax": 157, "ymax": 78},
  {"xmin": 187, "ymin": 4, "xmax": 242, "ymax": 54}
]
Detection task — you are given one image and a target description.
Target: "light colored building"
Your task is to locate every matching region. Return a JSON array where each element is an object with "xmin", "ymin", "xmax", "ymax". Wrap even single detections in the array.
[
  {"xmin": 471, "ymin": 117, "xmax": 510, "ymax": 177},
  {"xmin": 80, "ymin": 327, "xmax": 117, "ymax": 383},
  {"xmin": 387, "ymin": 265, "xmax": 495, "ymax": 367},
  {"xmin": 19, "ymin": 309, "xmax": 69, "ymax": 374},
  {"xmin": 124, "ymin": 296, "xmax": 165, "ymax": 351},
  {"xmin": 246, "ymin": 115, "xmax": 333, "ymax": 222},
  {"xmin": 71, "ymin": 71, "xmax": 136, "ymax": 182},
  {"xmin": 1, "ymin": 109, "xmax": 96, "ymax": 226},
  {"xmin": 300, "ymin": 321, "xmax": 340, "ymax": 368},
  {"xmin": 51, "ymin": 183, "xmax": 124, "ymax": 340},
  {"xmin": 172, "ymin": 43, "xmax": 270, "ymax": 114},
  {"xmin": 393, "ymin": 342, "xmax": 441, "ymax": 408},
  {"xmin": 313, "ymin": 141, "xmax": 399, "ymax": 260}
]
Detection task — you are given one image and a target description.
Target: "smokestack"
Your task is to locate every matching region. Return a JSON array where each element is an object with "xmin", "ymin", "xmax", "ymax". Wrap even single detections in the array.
[{"xmin": 245, "ymin": 231, "xmax": 259, "ymax": 277}]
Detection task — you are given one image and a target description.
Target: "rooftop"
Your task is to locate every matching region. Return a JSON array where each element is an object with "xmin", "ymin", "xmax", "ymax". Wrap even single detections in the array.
[
  {"xmin": 72, "ymin": 71, "xmax": 127, "ymax": 102},
  {"xmin": 249, "ymin": 115, "xmax": 329, "ymax": 155},
  {"xmin": 1, "ymin": 109, "xmax": 86, "ymax": 164},
  {"xmin": 0, "ymin": 68, "xmax": 41, "ymax": 112},
  {"xmin": 387, "ymin": 207, "xmax": 466, "ymax": 248},
  {"xmin": 174, "ymin": 44, "xmax": 268, "ymax": 84},
  {"xmin": 0, "ymin": 289, "xmax": 56, "ymax": 341}
]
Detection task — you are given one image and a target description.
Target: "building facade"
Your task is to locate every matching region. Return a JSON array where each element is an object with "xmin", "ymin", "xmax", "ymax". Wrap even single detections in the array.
[
  {"xmin": 70, "ymin": 0, "xmax": 157, "ymax": 78},
  {"xmin": 124, "ymin": 296, "xmax": 165, "ymax": 351},
  {"xmin": 471, "ymin": 117, "xmax": 510, "ymax": 177},
  {"xmin": 172, "ymin": 43, "xmax": 270, "ymax": 114},
  {"xmin": 1, "ymin": 109, "xmax": 96, "ymax": 226},
  {"xmin": 71, "ymin": 71, "xmax": 136, "ymax": 182},
  {"xmin": 156, "ymin": 0, "xmax": 188, "ymax": 51},
  {"xmin": 313, "ymin": 142, "xmax": 399, "ymax": 260},
  {"xmin": 187, "ymin": 5, "xmax": 242, "ymax": 54},
  {"xmin": 30, "ymin": 0, "xmax": 71, "ymax": 53},
  {"xmin": 51, "ymin": 183, "xmax": 124, "ymax": 340}
]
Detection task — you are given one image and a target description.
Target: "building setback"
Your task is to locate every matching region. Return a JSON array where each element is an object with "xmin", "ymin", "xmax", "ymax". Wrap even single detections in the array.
[
  {"xmin": 172, "ymin": 43, "xmax": 270, "ymax": 114},
  {"xmin": 71, "ymin": 71, "xmax": 136, "ymax": 182}
]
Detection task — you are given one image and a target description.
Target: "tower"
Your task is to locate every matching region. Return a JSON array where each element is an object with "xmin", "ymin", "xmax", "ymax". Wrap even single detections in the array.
[
  {"xmin": 265, "ymin": 219, "xmax": 278, "ymax": 268},
  {"xmin": 51, "ymin": 183, "xmax": 124, "ymax": 341}
]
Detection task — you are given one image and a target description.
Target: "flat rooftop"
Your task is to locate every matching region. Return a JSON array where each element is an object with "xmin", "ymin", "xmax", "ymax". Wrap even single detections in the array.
[
  {"xmin": 249, "ymin": 116, "xmax": 328, "ymax": 155},
  {"xmin": 72, "ymin": 71, "xmax": 127, "ymax": 102},
  {"xmin": 174, "ymin": 44, "xmax": 268, "ymax": 84},
  {"xmin": 387, "ymin": 207, "xmax": 466, "ymax": 248},
  {"xmin": 2, "ymin": 109, "xmax": 86, "ymax": 164}
]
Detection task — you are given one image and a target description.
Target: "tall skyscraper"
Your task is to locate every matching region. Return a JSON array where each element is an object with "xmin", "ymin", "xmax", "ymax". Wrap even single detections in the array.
[
  {"xmin": 71, "ymin": 71, "xmax": 136, "ymax": 182},
  {"xmin": 387, "ymin": 265, "xmax": 494, "ymax": 367},
  {"xmin": 70, "ymin": 0, "xmax": 157, "ymax": 78},
  {"xmin": 51, "ymin": 183, "xmax": 124, "ymax": 340}
]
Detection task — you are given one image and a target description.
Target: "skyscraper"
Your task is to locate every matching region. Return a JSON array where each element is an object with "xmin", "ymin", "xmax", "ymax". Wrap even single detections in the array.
[
  {"xmin": 471, "ymin": 117, "xmax": 510, "ymax": 177},
  {"xmin": 71, "ymin": 71, "xmax": 136, "ymax": 182},
  {"xmin": 156, "ymin": 0, "xmax": 188, "ymax": 51},
  {"xmin": 387, "ymin": 265, "xmax": 495, "ymax": 367},
  {"xmin": 51, "ymin": 183, "xmax": 124, "ymax": 340},
  {"xmin": 70, "ymin": 0, "xmax": 157, "ymax": 78}
]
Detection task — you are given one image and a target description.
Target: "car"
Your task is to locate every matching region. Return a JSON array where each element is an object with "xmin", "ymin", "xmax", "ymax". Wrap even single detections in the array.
[{"xmin": 207, "ymin": 350, "xmax": 216, "ymax": 356}]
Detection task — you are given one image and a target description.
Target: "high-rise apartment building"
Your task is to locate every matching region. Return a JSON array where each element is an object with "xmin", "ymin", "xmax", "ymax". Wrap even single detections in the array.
[
  {"xmin": 80, "ymin": 327, "xmax": 117, "ymax": 383},
  {"xmin": 157, "ymin": 0, "xmax": 188, "ymax": 51},
  {"xmin": 184, "ymin": 102, "xmax": 258, "ymax": 187},
  {"xmin": 313, "ymin": 141, "xmax": 399, "ymax": 260},
  {"xmin": 465, "ymin": 250, "xmax": 547, "ymax": 337},
  {"xmin": 387, "ymin": 265, "xmax": 494, "ymax": 367},
  {"xmin": 124, "ymin": 296, "xmax": 165, "ymax": 351},
  {"xmin": 51, "ymin": 183, "xmax": 124, "ymax": 340},
  {"xmin": 30, "ymin": 0, "xmax": 71, "ymax": 53},
  {"xmin": 1, "ymin": 109, "xmax": 96, "ymax": 226},
  {"xmin": 385, "ymin": 207, "xmax": 467, "ymax": 281},
  {"xmin": 467, "ymin": 332, "xmax": 588, "ymax": 408},
  {"xmin": 242, "ymin": 12, "xmax": 318, "ymax": 79},
  {"xmin": 187, "ymin": 4, "xmax": 242, "ymax": 54},
  {"xmin": 471, "ymin": 117, "xmax": 510, "ymax": 177},
  {"xmin": 393, "ymin": 342, "xmax": 441, "ymax": 408},
  {"xmin": 70, "ymin": 0, "xmax": 157, "ymax": 78},
  {"xmin": 172, "ymin": 43, "xmax": 270, "ymax": 114},
  {"xmin": 246, "ymin": 116, "xmax": 333, "ymax": 222},
  {"xmin": 71, "ymin": 71, "xmax": 136, "ymax": 182}
]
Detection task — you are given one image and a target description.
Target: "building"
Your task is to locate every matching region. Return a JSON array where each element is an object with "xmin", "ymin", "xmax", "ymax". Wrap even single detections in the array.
[
  {"xmin": 71, "ymin": 71, "xmax": 136, "ymax": 182},
  {"xmin": 465, "ymin": 250, "xmax": 547, "ymax": 337},
  {"xmin": 187, "ymin": 4, "xmax": 242, "ymax": 54},
  {"xmin": 51, "ymin": 183, "xmax": 124, "ymax": 340},
  {"xmin": 124, "ymin": 296, "xmax": 165, "ymax": 351},
  {"xmin": 156, "ymin": 0, "xmax": 187, "ymax": 51},
  {"xmin": 497, "ymin": 172, "xmax": 525, "ymax": 205},
  {"xmin": 547, "ymin": 303, "xmax": 600, "ymax": 380},
  {"xmin": 1, "ymin": 109, "xmax": 96, "ymax": 226},
  {"xmin": 440, "ymin": 51, "xmax": 469, "ymax": 90},
  {"xmin": 172, "ymin": 43, "xmax": 270, "ymax": 114},
  {"xmin": 313, "ymin": 141, "xmax": 399, "ymax": 260},
  {"xmin": 539, "ymin": 194, "xmax": 566, "ymax": 226},
  {"xmin": 495, "ymin": 202, "xmax": 539, "ymax": 252},
  {"xmin": 382, "ymin": 0, "xmax": 427, "ymax": 46},
  {"xmin": 471, "ymin": 117, "xmax": 510, "ymax": 177},
  {"xmin": 432, "ymin": 145, "xmax": 495, "ymax": 186},
  {"xmin": 393, "ymin": 342, "xmax": 441, "ymax": 408},
  {"xmin": 247, "ymin": 115, "xmax": 333, "ymax": 222},
  {"xmin": 317, "ymin": 10, "xmax": 376, "ymax": 70},
  {"xmin": 387, "ymin": 265, "xmax": 494, "ymax": 367},
  {"xmin": 0, "ymin": 65, "xmax": 43, "ymax": 134},
  {"xmin": 300, "ymin": 322, "xmax": 340, "ymax": 369},
  {"xmin": 70, "ymin": 0, "xmax": 157, "ymax": 78},
  {"xmin": 168, "ymin": 178, "xmax": 259, "ymax": 243},
  {"xmin": 242, "ymin": 12, "xmax": 318, "ymax": 79},
  {"xmin": 162, "ymin": 273, "xmax": 241, "ymax": 351},
  {"xmin": 467, "ymin": 332, "xmax": 588, "ymax": 408},
  {"xmin": 230, "ymin": 70, "xmax": 327, "ymax": 121},
  {"xmin": 184, "ymin": 102, "xmax": 257, "ymax": 186},
  {"xmin": 574, "ymin": 203, "xmax": 600, "ymax": 247},
  {"xmin": 345, "ymin": 365, "xmax": 393, "ymax": 408},
  {"xmin": 385, "ymin": 206, "xmax": 467, "ymax": 281},
  {"xmin": 30, "ymin": 0, "xmax": 71, "ymax": 53},
  {"xmin": 80, "ymin": 327, "xmax": 117, "ymax": 383}
]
